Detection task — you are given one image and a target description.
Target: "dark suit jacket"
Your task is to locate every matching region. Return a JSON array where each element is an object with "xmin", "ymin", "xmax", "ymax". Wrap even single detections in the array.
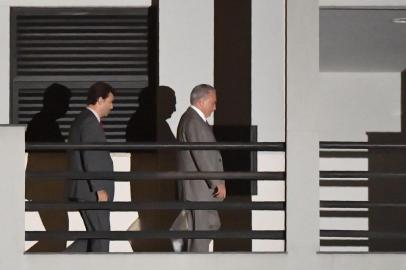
[
  {"xmin": 177, "ymin": 107, "xmax": 224, "ymax": 202},
  {"xmin": 67, "ymin": 109, "xmax": 114, "ymax": 201}
]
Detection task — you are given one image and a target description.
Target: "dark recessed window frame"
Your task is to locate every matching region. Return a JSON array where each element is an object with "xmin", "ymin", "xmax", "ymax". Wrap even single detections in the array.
[{"xmin": 10, "ymin": 7, "xmax": 158, "ymax": 142}]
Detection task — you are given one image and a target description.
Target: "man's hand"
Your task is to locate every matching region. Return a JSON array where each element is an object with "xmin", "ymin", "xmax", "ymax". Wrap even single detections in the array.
[
  {"xmin": 97, "ymin": 190, "xmax": 108, "ymax": 202},
  {"xmin": 213, "ymin": 183, "xmax": 226, "ymax": 199}
]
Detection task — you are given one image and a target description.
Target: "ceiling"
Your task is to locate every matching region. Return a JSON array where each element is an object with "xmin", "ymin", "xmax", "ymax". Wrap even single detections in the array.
[{"xmin": 320, "ymin": 8, "xmax": 406, "ymax": 72}]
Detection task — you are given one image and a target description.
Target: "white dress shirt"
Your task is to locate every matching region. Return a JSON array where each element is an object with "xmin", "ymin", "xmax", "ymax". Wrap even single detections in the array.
[{"xmin": 190, "ymin": 105, "xmax": 207, "ymax": 122}]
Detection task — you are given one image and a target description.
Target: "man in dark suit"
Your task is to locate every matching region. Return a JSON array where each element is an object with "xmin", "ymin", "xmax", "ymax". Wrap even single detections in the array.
[
  {"xmin": 66, "ymin": 82, "xmax": 115, "ymax": 252},
  {"xmin": 172, "ymin": 84, "xmax": 226, "ymax": 252}
]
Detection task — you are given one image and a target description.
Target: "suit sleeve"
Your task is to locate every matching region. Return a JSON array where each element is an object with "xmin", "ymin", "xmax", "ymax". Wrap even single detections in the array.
[
  {"xmin": 184, "ymin": 120, "xmax": 224, "ymax": 189},
  {"xmin": 80, "ymin": 118, "xmax": 113, "ymax": 192}
]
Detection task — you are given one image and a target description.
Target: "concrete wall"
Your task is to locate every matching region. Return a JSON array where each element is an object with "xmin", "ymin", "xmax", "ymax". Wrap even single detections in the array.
[
  {"xmin": 251, "ymin": 0, "xmax": 285, "ymax": 251},
  {"xmin": 160, "ymin": 0, "xmax": 214, "ymax": 130},
  {"xmin": 319, "ymin": 72, "xmax": 400, "ymax": 141}
]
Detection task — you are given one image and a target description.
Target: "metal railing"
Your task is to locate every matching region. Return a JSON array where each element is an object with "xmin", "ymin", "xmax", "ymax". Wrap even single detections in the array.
[
  {"xmin": 319, "ymin": 141, "xmax": 406, "ymax": 249},
  {"xmin": 25, "ymin": 142, "xmax": 286, "ymax": 248}
]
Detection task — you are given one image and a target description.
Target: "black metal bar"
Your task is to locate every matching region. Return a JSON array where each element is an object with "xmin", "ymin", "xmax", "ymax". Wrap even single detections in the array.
[
  {"xmin": 26, "ymin": 142, "xmax": 286, "ymax": 151},
  {"xmin": 320, "ymin": 151, "xmax": 369, "ymax": 158},
  {"xmin": 25, "ymin": 230, "xmax": 285, "ymax": 240},
  {"xmin": 320, "ymin": 210, "xmax": 368, "ymax": 218},
  {"xmin": 319, "ymin": 180, "xmax": 368, "ymax": 187},
  {"xmin": 26, "ymin": 171, "xmax": 285, "ymax": 181},
  {"xmin": 320, "ymin": 171, "xmax": 406, "ymax": 179},
  {"xmin": 26, "ymin": 201, "xmax": 286, "ymax": 211},
  {"xmin": 320, "ymin": 230, "xmax": 369, "ymax": 238},
  {"xmin": 321, "ymin": 201, "xmax": 406, "ymax": 208},
  {"xmin": 321, "ymin": 230, "xmax": 406, "ymax": 239},
  {"xmin": 320, "ymin": 141, "xmax": 406, "ymax": 149},
  {"xmin": 320, "ymin": 239, "xmax": 368, "ymax": 247}
]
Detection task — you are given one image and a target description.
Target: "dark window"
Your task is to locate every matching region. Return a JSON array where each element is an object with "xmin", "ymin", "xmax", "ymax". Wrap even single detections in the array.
[{"xmin": 10, "ymin": 7, "xmax": 156, "ymax": 142}]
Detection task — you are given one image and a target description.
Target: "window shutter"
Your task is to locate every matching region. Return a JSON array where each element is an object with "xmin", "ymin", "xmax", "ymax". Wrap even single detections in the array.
[{"xmin": 11, "ymin": 8, "xmax": 152, "ymax": 142}]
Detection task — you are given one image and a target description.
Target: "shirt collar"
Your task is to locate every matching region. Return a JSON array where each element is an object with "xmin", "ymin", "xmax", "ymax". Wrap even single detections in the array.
[
  {"xmin": 86, "ymin": 107, "xmax": 101, "ymax": 123},
  {"xmin": 190, "ymin": 105, "xmax": 207, "ymax": 122}
]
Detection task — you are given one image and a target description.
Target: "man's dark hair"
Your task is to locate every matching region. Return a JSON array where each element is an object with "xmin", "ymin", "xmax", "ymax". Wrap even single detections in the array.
[{"xmin": 86, "ymin": 81, "xmax": 116, "ymax": 105}]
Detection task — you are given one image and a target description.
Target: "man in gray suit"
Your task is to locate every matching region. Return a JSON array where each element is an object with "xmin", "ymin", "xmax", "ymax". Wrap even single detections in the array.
[
  {"xmin": 172, "ymin": 84, "xmax": 226, "ymax": 252},
  {"xmin": 66, "ymin": 82, "xmax": 115, "ymax": 252}
]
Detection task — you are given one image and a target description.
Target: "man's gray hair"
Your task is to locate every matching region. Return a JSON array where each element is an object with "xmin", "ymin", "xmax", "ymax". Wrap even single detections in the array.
[{"xmin": 190, "ymin": 84, "xmax": 216, "ymax": 105}]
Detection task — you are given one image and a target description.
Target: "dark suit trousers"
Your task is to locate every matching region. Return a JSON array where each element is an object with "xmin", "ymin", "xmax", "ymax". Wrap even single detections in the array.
[{"xmin": 66, "ymin": 210, "xmax": 110, "ymax": 252}]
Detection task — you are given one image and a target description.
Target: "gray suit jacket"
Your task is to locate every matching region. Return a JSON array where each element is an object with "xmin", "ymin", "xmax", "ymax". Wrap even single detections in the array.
[
  {"xmin": 67, "ymin": 109, "xmax": 114, "ymax": 202},
  {"xmin": 177, "ymin": 107, "xmax": 224, "ymax": 202}
]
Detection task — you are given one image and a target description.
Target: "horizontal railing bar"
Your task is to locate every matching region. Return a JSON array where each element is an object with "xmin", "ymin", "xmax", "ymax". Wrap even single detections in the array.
[
  {"xmin": 319, "ymin": 180, "xmax": 368, "ymax": 187},
  {"xmin": 320, "ymin": 239, "xmax": 368, "ymax": 247},
  {"xmin": 320, "ymin": 230, "xmax": 367, "ymax": 238},
  {"xmin": 26, "ymin": 201, "xmax": 286, "ymax": 211},
  {"xmin": 25, "ymin": 230, "xmax": 285, "ymax": 240},
  {"xmin": 321, "ymin": 200, "xmax": 406, "ymax": 208},
  {"xmin": 320, "ymin": 171, "xmax": 406, "ymax": 178},
  {"xmin": 321, "ymin": 230, "xmax": 406, "ymax": 239},
  {"xmin": 320, "ymin": 150, "xmax": 369, "ymax": 158},
  {"xmin": 26, "ymin": 171, "xmax": 285, "ymax": 181},
  {"xmin": 26, "ymin": 142, "xmax": 285, "ymax": 151},
  {"xmin": 320, "ymin": 141, "xmax": 406, "ymax": 149},
  {"xmin": 320, "ymin": 210, "xmax": 368, "ymax": 218}
]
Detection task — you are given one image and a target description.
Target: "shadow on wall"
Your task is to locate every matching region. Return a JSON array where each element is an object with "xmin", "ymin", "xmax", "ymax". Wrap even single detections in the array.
[
  {"xmin": 25, "ymin": 83, "xmax": 71, "ymax": 252},
  {"xmin": 126, "ymin": 85, "xmax": 178, "ymax": 251}
]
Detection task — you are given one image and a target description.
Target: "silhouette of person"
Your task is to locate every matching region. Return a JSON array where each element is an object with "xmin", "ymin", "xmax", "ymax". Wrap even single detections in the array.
[
  {"xmin": 25, "ymin": 83, "xmax": 71, "ymax": 252},
  {"xmin": 126, "ymin": 87, "xmax": 157, "ymax": 143},
  {"xmin": 126, "ymin": 86, "xmax": 178, "ymax": 251}
]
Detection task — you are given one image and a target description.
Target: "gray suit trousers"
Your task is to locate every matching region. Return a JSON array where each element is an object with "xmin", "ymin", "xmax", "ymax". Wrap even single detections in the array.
[{"xmin": 186, "ymin": 209, "xmax": 221, "ymax": 252}]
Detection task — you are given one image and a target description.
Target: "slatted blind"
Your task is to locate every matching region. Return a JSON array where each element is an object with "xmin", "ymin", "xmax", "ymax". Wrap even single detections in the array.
[
  {"xmin": 16, "ymin": 81, "xmax": 146, "ymax": 142},
  {"xmin": 11, "ymin": 8, "xmax": 153, "ymax": 142}
]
